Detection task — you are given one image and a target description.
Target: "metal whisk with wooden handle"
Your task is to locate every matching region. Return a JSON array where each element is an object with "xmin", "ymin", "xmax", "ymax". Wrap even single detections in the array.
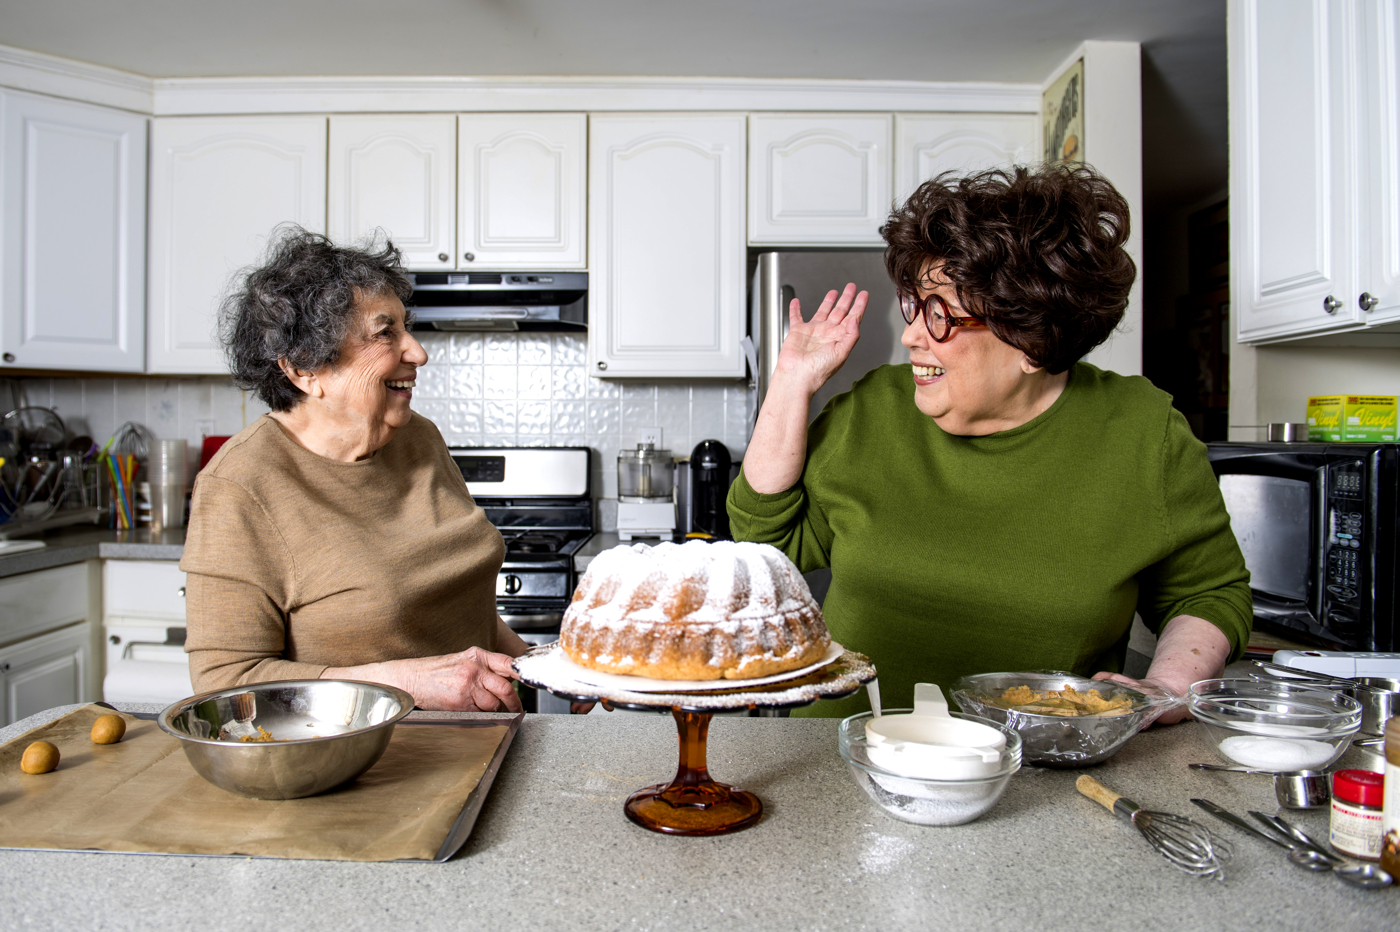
[{"xmin": 1076, "ymin": 775, "xmax": 1231, "ymax": 880}]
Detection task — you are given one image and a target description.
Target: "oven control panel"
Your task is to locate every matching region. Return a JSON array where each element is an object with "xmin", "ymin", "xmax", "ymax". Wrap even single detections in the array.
[
  {"xmin": 496, "ymin": 570, "xmax": 570, "ymax": 599},
  {"xmin": 1322, "ymin": 460, "xmax": 1369, "ymax": 643}
]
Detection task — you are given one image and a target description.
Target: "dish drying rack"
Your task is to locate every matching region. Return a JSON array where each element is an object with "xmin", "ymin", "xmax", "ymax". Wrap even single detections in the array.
[
  {"xmin": 0, "ymin": 464, "xmax": 103, "ymax": 539},
  {"xmin": 0, "ymin": 413, "xmax": 152, "ymax": 539}
]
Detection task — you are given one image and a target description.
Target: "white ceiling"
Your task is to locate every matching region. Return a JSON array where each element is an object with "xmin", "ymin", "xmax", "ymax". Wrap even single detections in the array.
[{"xmin": 0, "ymin": 0, "xmax": 1227, "ymax": 206}]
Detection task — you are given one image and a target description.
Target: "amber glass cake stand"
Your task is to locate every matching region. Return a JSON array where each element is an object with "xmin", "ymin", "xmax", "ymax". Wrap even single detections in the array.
[
  {"xmin": 623, "ymin": 709, "xmax": 763, "ymax": 835},
  {"xmin": 514, "ymin": 645, "xmax": 877, "ymax": 836}
]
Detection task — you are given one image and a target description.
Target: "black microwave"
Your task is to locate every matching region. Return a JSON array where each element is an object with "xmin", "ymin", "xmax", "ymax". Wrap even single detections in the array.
[{"xmin": 1206, "ymin": 442, "xmax": 1398, "ymax": 651}]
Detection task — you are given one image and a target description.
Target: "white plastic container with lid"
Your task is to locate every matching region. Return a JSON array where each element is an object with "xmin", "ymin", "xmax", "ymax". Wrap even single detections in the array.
[{"xmin": 865, "ymin": 683, "xmax": 1006, "ymax": 780}]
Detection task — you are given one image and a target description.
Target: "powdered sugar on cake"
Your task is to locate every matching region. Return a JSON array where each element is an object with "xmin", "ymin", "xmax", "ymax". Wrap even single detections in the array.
[{"xmin": 560, "ymin": 540, "xmax": 831, "ymax": 680}]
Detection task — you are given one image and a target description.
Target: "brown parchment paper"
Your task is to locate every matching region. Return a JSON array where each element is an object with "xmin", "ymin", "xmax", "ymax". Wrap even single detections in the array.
[{"xmin": 0, "ymin": 705, "xmax": 509, "ymax": 861}]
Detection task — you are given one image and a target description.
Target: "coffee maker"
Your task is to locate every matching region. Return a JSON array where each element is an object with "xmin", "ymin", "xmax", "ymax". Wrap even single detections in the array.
[
  {"xmin": 616, "ymin": 442, "xmax": 676, "ymax": 540},
  {"xmin": 689, "ymin": 439, "xmax": 732, "ymax": 539}
]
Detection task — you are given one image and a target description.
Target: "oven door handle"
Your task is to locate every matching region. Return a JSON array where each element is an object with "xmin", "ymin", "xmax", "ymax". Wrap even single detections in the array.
[{"xmin": 500, "ymin": 613, "xmax": 563, "ymax": 631}]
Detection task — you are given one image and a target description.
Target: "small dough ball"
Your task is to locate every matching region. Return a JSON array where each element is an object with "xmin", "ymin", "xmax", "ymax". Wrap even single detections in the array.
[
  {"xmin": 91, "ymin": 714, "xmax": 126, "ymax": 745},
  {"xmin": 20, "ymin": 741, "xmax": 60, "ymax": 774}
]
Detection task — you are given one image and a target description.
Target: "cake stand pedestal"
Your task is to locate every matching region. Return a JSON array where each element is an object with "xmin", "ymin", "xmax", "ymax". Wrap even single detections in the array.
[
  {"xmin": 624, "ymin": 709, "xmax": 762, "ymax": 835},
  {"xmin": 514, "ymin": 645, "xmax": 877, "ymax": 836}
]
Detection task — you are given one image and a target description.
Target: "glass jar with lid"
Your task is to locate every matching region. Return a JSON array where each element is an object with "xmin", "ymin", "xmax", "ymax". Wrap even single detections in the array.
[{"xmin": 618, "ymin": 443, "xmax": 674, "ymax": 502}]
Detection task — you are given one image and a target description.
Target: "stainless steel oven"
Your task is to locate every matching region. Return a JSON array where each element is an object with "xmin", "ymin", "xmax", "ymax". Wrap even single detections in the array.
[{"xmin": 450, "ymin": 446, "xmax": 592, "ymax": 713}]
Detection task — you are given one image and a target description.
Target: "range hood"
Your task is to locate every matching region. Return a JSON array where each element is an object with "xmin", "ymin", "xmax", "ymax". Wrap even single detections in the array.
[{"xmin": 407, "ymin": 271, "xmax": 587, "ymax": 332}]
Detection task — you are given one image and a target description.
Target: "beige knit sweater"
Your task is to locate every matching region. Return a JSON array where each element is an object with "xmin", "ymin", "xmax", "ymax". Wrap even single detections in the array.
[{"xmin": 180, "ymin": 412, "xmax": 504, "ymax": 691}]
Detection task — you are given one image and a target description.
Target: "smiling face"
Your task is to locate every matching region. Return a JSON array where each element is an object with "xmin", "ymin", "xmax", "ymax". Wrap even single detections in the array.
[
  {"xmin": 294, "ymin": 290, "xmax": 428, "ymax": 459},
  {"xmin": 902, "ymin": 262, "xmax": 1066, "ymax": 436}
]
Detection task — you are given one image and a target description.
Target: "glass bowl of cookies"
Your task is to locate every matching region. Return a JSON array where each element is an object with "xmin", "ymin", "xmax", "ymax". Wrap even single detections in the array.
[{"xmin": 950, "ymin": 671, "xmax": 1174, "ymax": 767}]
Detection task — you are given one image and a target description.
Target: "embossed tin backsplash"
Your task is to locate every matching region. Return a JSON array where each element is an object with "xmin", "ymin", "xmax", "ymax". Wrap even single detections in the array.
[{"xmin": 18, "ymin": 332, "xmax": 753, "ymax": 503}]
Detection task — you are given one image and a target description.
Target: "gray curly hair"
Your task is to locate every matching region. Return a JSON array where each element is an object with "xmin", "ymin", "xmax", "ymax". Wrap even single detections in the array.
[{"xmin": 219, "ymin": 226, "xmax": 414, "ymax": 412}]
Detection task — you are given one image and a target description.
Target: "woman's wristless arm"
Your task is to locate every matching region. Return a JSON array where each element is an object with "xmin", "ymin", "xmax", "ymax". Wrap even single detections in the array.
[
  {"xmin": 743, "ymin": 372, "xmax": 820, "ymax": 494},
  {"xmin": 1092, "ymin": 614, "xmax": 1231, "ymax": 725}
]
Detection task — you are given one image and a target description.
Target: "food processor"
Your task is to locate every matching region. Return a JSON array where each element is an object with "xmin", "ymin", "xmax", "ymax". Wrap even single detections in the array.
[{"xmin": 616, "ymin": 442, "xmax": 676, "ymax": 540}]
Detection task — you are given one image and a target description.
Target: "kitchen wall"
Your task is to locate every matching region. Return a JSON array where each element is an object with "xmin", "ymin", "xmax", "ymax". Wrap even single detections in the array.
[
  {"xmin": 1229, "ymin": 343, "xmax": 1400, "ymax": 437},
  {"xmin": 15, "ymin": 331, "xmax": 754, "ymax": 524}
]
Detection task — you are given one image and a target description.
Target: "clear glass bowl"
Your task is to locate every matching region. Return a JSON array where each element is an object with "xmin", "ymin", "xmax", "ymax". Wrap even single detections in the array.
[
  {"xmin": 838, "ymin": 710, "xmax": 1021, "ymax": 826},
  {"xmin": 951, "ymin": 672, "xmax": 1162, "ymax": 767},
  {"xmin": 1187, "ymin": 678, "xmax": 1362, "ymax": 772}
]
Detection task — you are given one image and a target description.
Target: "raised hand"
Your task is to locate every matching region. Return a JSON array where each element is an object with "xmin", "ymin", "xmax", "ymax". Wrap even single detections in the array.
[{"xmin": 774, "ymin": 283, "xmax": 869, "ymax": 396}]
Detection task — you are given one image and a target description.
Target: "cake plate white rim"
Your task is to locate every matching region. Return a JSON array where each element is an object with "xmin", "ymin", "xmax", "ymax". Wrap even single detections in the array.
[
  {"xmin": 540, "ymin": 640, "xmax": 845, "ymax": 693},
  {"xmin": 514, "ymin": 642, "xmax": 877, "ymax": 713}
]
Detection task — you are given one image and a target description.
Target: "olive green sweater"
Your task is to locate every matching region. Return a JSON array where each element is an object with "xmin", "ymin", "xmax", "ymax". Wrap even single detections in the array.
[{"xmin": 728, "ymin": 362, "xmax": 1252, "ymax": 718}]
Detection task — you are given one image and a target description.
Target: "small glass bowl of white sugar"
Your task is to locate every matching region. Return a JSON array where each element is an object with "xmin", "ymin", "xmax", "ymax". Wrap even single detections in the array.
[
  {"xmin": 1187, "ymin": 678, "xmax": 1362, "ymax": 772},
  {"xmin": 837, "ymin": 710, "xmax": 1021, "ymax": 826}
]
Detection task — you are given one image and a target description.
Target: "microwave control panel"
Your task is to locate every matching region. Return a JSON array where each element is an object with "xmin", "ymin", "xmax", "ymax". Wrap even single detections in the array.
[{"xmin": 1322, "ymin": 460, "xmax": 1368, "ymax": 642}]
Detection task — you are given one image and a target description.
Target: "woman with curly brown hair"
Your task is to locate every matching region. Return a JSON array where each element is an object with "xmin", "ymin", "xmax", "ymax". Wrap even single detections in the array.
[{"xmin": 729, "ymin": 164, "xmax": 1251, "ymax": 721}]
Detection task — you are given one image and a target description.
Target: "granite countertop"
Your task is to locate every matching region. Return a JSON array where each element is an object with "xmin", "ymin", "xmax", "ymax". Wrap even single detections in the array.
[
  {"xmin": 0, "ymin": 704, "xmax": 1392, "ymax": 932},
  {"xmin": 0, "ymin": 525, "xmax": 187, "ymax": 577}
]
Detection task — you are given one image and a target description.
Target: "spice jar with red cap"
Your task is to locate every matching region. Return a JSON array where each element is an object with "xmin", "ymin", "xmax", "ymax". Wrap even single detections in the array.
[{"xmin": 1331, "ymin": 769, "xmax": 1385, "ymax": 860}]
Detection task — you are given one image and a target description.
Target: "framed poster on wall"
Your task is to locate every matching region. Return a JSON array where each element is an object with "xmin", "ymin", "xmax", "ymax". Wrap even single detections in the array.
[{"xmin": 1042, "ymin": 58, "xmax": 1083, "ymax": 164}]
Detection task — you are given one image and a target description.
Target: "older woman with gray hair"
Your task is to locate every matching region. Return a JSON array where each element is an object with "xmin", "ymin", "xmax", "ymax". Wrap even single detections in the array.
[{"xmin": 180, "ymin": 227, "xmax": 528, "ymax": 712}]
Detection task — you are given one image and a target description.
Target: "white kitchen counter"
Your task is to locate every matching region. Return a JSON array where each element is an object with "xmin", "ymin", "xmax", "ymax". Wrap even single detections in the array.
[{"xmin": 0, "ymin": 703, "xmax": 1393, "ymax": 931}]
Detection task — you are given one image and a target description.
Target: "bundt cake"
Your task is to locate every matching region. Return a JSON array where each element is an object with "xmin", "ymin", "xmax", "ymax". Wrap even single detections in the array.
[{"xmin": 560, "ymin": 540, "xmax": 831, "ymax": 681}]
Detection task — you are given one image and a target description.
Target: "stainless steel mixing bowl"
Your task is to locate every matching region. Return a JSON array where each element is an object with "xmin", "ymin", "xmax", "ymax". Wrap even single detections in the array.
[{"xmin": 158, "ymin": 680, "xmax": 415, "ymax": 799}]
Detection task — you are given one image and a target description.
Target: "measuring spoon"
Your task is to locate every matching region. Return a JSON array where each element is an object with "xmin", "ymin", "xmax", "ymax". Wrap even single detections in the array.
[
  {"xmin": 1191, "ymin": 799, "xmax": 1393, "ymax": 890},
  {"xmin": 1250, "ymin": 811, "xmax": 1394, "ymax": 890}
]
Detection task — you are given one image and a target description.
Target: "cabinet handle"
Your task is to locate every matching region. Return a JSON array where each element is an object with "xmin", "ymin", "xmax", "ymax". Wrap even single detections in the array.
[
  {"xmin": 437, "ymin": 253, "xmax": 449, "ymax": 263},
  {"xmin": 463, "ymin": 252, "xmax": 475, "ymax": 262},
  {"xmin": 2, "ymin": 353, "xmax": 13, "ymax": 363},
  {"xmin": 1, "ymin": 663, "xmax": 9, "ymax": 673},
  {"xmin": 177, "ymin": 586, "xmax": 186, "ymax": 598},
  {"xmin": 597, "ymin": 361, "xmax": 608, "ymax": 371},
  {"xmin": 1359, "ymin": 292, "xmax": 1378, "ymax": 312},
  {"xmin": 1323, "ymin": 295, "xmax": 1342, "ymax": 314}
]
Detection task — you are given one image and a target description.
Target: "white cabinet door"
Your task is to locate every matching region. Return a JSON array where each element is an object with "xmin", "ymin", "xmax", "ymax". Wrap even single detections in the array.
[
  {"xmin": 894, "ymin": 113, "xmax": 1038, "ymax": 201},
  {"xmin": 1358, "ymin": 0, "xmax": 1400, "ymax": 325},
  {"xmin": 0, "ymin": 622, "xmax": 90, "ymax": 727},
  {"xmin": 329, "ymin": 114, "xmax": 456, "ymax": 270},
  {"xmin": 0, "ymin": 90, "xmax": 146, "ymax": 372},
  {"xmin": 590, "ymin": 114, "xmax": 746, "ymax": 377},
  {"xmin": 103, "ymin": 560, "xmax": 188, "ymax": 622},
  {"xmin": 1233, "ymin": 0, "xmax": 1366, "ymax": 343},
  {"xmin": 748, "ymin": 114, "xmax": 892, "ymax": 246},
  {"xmin": 458, "ymin": 114, "xmax": 586, "ymax": 269},
  {"xmin": 149, "ymin": 116, "xmax": 327, "ymax": 374}
]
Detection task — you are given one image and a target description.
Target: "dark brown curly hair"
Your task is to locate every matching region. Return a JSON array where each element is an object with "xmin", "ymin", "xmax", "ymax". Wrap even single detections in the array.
[{"xmin": 882, "ymin": 164, "xmax": 1135, "ymax": 374}]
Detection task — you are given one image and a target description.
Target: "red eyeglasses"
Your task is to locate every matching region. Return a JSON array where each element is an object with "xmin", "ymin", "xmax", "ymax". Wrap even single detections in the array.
[{"xmin": 898, "ymin": 291, "xmax": 988, "ymax": 342}]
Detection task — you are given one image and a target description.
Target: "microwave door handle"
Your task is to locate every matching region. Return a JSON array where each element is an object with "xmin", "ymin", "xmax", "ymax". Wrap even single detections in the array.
[{"xmin": 1309, "ymin": 464, "xmax": 1329, "ymax": 623}]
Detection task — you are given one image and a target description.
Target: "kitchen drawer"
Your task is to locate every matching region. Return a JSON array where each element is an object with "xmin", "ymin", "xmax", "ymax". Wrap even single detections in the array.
[
  {"xmin": 103, "ymin": 560, "xmax": 187, "ymax": 621},
  {"xmin": 0, "ymin": 563, "xmax": 88, "ymax": 647}
]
